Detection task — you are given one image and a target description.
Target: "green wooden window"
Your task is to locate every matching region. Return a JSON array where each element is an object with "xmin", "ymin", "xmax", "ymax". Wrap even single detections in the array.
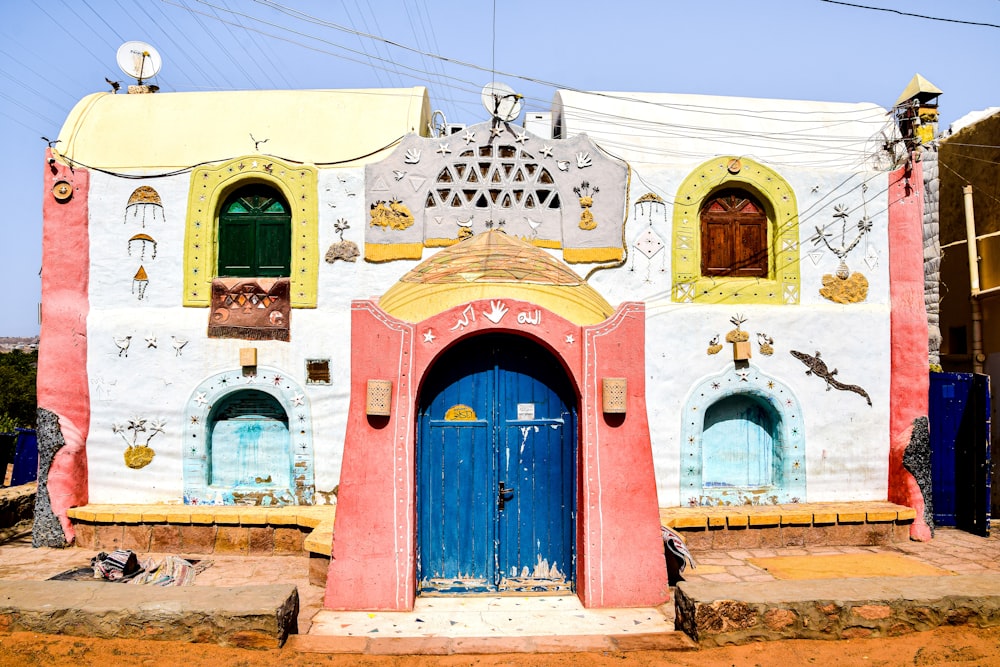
[{"xmin": 218, "ymin": 186, "xmax": 291, "ymax": 277}]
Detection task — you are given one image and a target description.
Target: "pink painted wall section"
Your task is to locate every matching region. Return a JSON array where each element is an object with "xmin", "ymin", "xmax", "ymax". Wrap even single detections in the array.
[
  {"xmin": 887, "ymin": 158, "xmax": 931, "ymax": 541},
  {"xmin": 325, "ymin": 297, "xmax": 667, "ymax": 610},
  {"xmin": 324, "ymin": 302, "xmax": 416, "ymax": 611},
  {"xmin": 579, "ymin": 304, "xmax": 669, "ymax": 607},
  {"xmin": 38, "ymin": 150, "xmax": 91, "ymax": 542}
]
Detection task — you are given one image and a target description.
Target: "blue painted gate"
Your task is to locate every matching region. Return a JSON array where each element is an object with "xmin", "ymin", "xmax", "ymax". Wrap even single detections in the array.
[
  {"xmin": 417, "ymin": 334, "xmax": 576, "ymax": 594},
  {"xmin": 929, "ymin": 372, "xmax": 991, "ymax": 536}
]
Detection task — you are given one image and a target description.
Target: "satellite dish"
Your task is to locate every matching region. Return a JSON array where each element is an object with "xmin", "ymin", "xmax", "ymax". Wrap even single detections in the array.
[
  {"xmin": 116, "ymin": 41, "xmax": 162, "ymax": 83},
  {"xmin": 481, "ymin": 82, "xmax": 523, "ymax": 122}
]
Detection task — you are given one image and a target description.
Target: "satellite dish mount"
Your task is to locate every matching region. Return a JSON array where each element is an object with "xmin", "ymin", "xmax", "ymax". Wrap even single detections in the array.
[
  {"xmin": 116, "ymin": 41, "xmax": 162, "ymax": 85},
  {"xmin": 481, "ymin": 82, "xmax": 523, "ymax": 123}
]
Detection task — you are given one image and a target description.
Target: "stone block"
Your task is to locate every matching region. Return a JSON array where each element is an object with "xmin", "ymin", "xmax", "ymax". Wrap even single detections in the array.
[
  {"xmin": 757, "ymin": 526, "xmax": 783, "ymax": 548},
  {"xmin": 274, "ymin": 526, "xmax": 304, "ymax": 554},
  {"xmin": 179, "ymin": 524, "xmax": 217, "ymax": 554},
  {"xmin": 671, "ymin": 515, "xmax": 707, "ymax": 529},
  {"xmin": 781, "ymin": 525, "xmax": 806, "ymax": 547},
  {"xmin": 94, "ymin": 524, "xmax": 124, "ymax": 550},
  {"xmin": 851, "ymin": 604, "xmax": 892, "ymax": 621},
  {"xmin": 0, "ymin": 581, "xmax": 299, "ymax": 648},
  {"xmin": 893, "ymin": 523, "xmax": 912, "ymax": 542},
  {"xmin": 309, "ymin": 554, "xmax": 330, "ymax": 587},
  {"xmin": 712, "ymin": 527, "xmax": 759, "ymax": 550},
  {"xmin": 249, "ymin": 527, "xmax": 275, "ymax": 555},
  {"xmin": 150, "ymin": 524, "xmax": 182, "ymax": 552},
  {"xmin": 748, "ymin": 513, "xmax": 780, "ymax": 527},
  {"xmin": 215, "ymin": 526, "xmax": 250, "ymax": 555},
  {"xmin": 861, "ymin": 522, "xmax": 893, "ymax": 546},
  {"xmin": 677, "ymin": 527, "xmax": 711, "ymax": 550},
  {"xmin": 764, "ymin": 608, "xmax": 798, "ymax": 631},
  {"xmin": 121, "ymin": 524, "xmax": 152, "ymax": 552},
  {"xmin": 72, "ymin": 522, "xmax": 95, "ymax": 548}
]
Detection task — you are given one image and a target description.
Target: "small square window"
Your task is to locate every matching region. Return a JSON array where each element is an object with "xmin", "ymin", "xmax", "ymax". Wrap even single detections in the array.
[{"xmin": 306, "ymin": 359, "xmax": 331, "ymax": 385}]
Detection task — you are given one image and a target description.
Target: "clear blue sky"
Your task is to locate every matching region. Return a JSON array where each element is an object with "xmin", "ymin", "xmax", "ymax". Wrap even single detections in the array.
[{"xmin": 1, "ymin": 0, "xmax": 998, "ymax": 336}]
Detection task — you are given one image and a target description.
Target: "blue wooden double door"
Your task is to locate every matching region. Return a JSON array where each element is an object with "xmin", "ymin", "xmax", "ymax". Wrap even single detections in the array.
[{"xmin": 417, "ymin": 334, "xmax": 577, "ymax": 594}]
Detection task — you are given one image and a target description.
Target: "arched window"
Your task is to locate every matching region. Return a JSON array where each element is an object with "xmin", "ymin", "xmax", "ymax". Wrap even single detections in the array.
[
  {"xmin": 217, "ymin": 185, "xmax": 291, "ymax": 277},
  {"xmin": 700, "ymin": 189, "xmax": 767, "ymax": 277},
  {"xmin": 671, "ymin": 156, "xmax": 800, "ymax": 305}
]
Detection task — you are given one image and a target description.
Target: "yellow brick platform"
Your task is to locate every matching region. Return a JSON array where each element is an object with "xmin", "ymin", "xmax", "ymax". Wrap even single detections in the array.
[
  {"xmin": 66, "ymin": 504, "xmax": 336, "ymax": 560},
  {"xmin": 660, "ymin": 501, "xmax": 916, "ymax": 550}
]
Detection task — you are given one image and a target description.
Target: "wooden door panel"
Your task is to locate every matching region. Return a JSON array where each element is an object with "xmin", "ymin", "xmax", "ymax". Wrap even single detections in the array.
[{"xmin": 417, "ymin": 334, "xmax": 576, "ymax": 594}]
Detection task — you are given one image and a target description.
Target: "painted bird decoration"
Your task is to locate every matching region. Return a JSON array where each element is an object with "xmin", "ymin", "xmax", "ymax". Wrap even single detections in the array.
[
  {"xmin": 113, "ymin": 335, "xmax": 132, "ymax": 357},
  {"xmin": 171, "ymin": 336, "xmax": 189, "ymax": 357}
]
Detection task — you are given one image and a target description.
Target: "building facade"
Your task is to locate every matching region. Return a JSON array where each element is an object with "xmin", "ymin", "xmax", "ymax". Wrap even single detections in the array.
[{"xmin": 37, "ymin": 84, "xmax": 929, "ymax": 609}]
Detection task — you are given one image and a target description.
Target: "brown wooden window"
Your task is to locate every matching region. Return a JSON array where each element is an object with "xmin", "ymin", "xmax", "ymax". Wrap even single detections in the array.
[{"xmin": 700, "ymin": 189, "xmax": 768, "ymax": 277}]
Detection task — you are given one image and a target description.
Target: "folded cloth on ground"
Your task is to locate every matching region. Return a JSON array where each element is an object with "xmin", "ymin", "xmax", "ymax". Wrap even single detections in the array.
[
  {"xmin": 129, "ymin": 556, "xmax": 198, "ymax": 586},
  {"xmin": 661, "ymin": 525, "xmax": 696, "ymax": 572}
]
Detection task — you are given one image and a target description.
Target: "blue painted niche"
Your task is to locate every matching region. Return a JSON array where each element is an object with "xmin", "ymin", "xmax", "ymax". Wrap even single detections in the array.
[
  {"xmin": 680, "ymin": 364, "xmax": 805, "ymax": 506},
  {"xmin": 183, "ymin": 367, "xmax": 314, "ymax": 506}
]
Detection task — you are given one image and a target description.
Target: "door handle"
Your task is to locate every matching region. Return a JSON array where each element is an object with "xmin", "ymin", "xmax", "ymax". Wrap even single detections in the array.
[{"xmin": 498, "ymin": 481, "xmax": 515, "ymax": 510}]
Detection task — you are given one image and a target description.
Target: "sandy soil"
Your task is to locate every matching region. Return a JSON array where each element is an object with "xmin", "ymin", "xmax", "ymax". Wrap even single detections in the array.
[{"xmin": 2, "ymin": 625, "xmax": 999, "ymax": 666}]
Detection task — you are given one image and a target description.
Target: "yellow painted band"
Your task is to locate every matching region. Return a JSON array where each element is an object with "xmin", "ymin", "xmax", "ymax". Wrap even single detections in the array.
[
  {"xmin": 671, "ymin": 156, "xmax": 800, "ymax": 305},
  {"xmin": 183, "ymin": 156, "xmax": 319, "ymax": 308}
]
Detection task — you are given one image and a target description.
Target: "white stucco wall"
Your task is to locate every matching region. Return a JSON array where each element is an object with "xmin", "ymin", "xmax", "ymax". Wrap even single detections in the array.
[{"xmin": 77, "ymin": 90, "xmax": 895, "ymax": 507}]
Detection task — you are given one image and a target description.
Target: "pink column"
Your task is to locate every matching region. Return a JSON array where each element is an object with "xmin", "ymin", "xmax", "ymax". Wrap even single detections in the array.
[
  {"xmin": 38, "ymin": 150, "xmax": 91, "ymax": 542},
  {"xmin": 578, "ymin": 303, "xmax": 670, "ymax": 607},
  {"xmin": 887, "ymin": 158, "xmax": 932, "ymax": 541}
]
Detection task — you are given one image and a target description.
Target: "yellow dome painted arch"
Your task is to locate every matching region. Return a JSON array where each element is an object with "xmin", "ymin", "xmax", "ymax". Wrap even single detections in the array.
[{"xmin": 378, "ymin": 231, "xmax": 615, "ymax": 325}]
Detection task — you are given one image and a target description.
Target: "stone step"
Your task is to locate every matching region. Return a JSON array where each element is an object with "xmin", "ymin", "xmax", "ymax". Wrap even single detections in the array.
[
  {"xmin": 0, "ymin": 580, "xmax": 299, "ymax": 649},
  {"xmin": 674, "ymin": 573, "xmax": 1000, "ymax": 647},
  {"xmin": 286, "ymin": 631, "xmax": 697, "ymax": 654},
  {"xmin": 288, "ymin": 594, "xmax": 696, "ymax": 654}
]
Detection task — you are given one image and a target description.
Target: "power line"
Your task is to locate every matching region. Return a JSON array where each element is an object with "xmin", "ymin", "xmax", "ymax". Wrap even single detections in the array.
[
  {"xmin": 219, "ymin": 0, "xmax": 294, "ymax": 88},
  {"xmin": 178, "ymin": 0, "xmax": 897, "ymax": 160},
  {"xmin": 818, "ymin": 0, "xmax": 1000, "ymax": 29},
  {"xmin": 202, "ymin": 0, "xmax": 279, "ymax": 88}
]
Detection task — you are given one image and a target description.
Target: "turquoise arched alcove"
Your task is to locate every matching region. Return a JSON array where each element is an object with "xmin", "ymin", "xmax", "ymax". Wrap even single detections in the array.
[
  {"xmin": 680, "ymin": 364, "xmax": 805, "ymax": 506},
  {"xmin": 183, "ymin": 367, "xmax": 314, "ymax": 506}
]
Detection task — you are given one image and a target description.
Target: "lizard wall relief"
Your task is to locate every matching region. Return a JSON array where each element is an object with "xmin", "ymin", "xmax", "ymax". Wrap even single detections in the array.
[{"xmin": 790, "ymin": 350, "xmax": 872, "ymax": 406}]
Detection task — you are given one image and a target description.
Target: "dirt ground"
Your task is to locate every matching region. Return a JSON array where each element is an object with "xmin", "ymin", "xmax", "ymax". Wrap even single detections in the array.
[{"xmin": 1, "ymin": 626, "xmax": 999, "ymax": 666}]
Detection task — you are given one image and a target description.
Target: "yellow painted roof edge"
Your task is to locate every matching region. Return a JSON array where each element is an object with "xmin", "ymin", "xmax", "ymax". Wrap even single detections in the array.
[{"xmin": 56, "ymin": 87, "xmax": 431, "ymax": 171}]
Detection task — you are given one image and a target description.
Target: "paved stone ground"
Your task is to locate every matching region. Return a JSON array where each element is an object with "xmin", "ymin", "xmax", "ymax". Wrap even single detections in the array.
[
  {"xmin": 1, "ymin": 523, "xmax": 998, "ymax": 649},
  {"xmin": 677, "ymin": 526, "xmax": 1000, "ymax": 585}
]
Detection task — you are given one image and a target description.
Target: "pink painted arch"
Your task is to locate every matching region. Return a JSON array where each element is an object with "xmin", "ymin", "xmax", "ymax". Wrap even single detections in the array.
[{"xmin": 324, "ymin": 297, "xmax": 669, "ymax": 610}]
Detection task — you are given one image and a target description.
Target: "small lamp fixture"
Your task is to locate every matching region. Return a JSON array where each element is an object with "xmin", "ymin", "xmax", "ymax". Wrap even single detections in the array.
[
  {"xmin": 602, "ymin": 378, "xmax": 627, "ymax": 414},
  {"xmin": 240, "ymin": 347, "xmax": 257, "ymax": 376},
  {"xmin": 366, "ymin": 379, "xmax": 392, "ymax": 417}
]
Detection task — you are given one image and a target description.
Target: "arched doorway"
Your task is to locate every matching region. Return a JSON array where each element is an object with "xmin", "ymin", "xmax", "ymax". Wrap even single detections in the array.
[
  {"xmin": 208, "ymin": 389, "xmax": 291, "ymax": 491},
  {"xmin": 417, "ymin": 333, "xmax": 577, "ymax": 595}
]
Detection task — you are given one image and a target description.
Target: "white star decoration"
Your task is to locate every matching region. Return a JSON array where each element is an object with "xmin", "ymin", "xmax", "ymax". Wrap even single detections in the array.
[
  {"xmin": 462, "ymin": 130, "xmax": 476, "ymax": 145},
  {"xmin": 489, "ymin": 125, "xmax": 504, "ymax": 139},
  {"xmin": 423, "ymin": 330, "xmax": 436, "ymax": 343},
  {"xmin": 539, "ymin": 145, "xmax": 553, "ymax": 158},
  {"xmin": 565, "ymin": 334, "xmax": 575, "ymax": 345},
  {"xmin": 292, "ymin": 393, "xmax": 305, "ymax": 406},
  {"xmin": 145, "ymin": 335, "xmax": 157, "ymax": 348},
  {"xmin": 514, "ymin": 131, "xmax": 529, "ymax": 145},
  {"xmin": 194, "ymin": 392, "xmax": 208, "ymax": 406},
  {"xmin": 436, "ymin": 142, "xmax": 451, "ymax": 156}
]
